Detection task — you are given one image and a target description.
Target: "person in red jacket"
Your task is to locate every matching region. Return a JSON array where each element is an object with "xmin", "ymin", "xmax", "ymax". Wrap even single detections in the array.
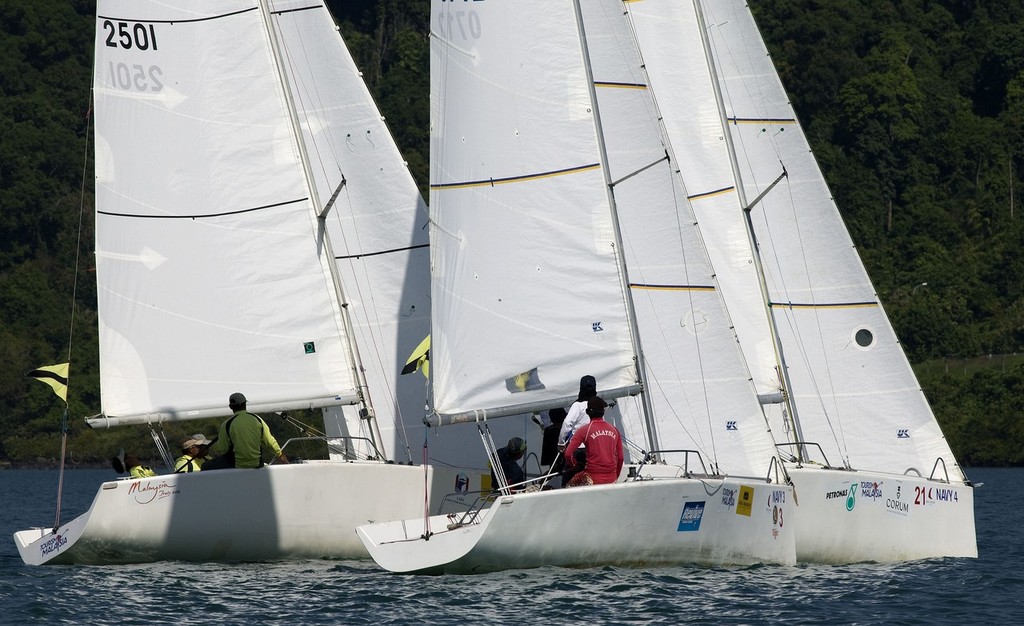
[{"xmin": 563, "ymin": 396, "xmax": 623, "ymax": 487}]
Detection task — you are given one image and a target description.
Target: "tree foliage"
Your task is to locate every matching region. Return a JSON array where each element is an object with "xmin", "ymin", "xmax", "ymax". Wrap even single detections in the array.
[{"xmin": 1, "ymin": 0, "xmax": 1023, "ymax": 465}]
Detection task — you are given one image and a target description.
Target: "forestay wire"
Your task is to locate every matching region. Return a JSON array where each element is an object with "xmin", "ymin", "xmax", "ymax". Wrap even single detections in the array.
[{"xmin": 52, "ymin": 88, "xmax": 96, "ymax": 533}]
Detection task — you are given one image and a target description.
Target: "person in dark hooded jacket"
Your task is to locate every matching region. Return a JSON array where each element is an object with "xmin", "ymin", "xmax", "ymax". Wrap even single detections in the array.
[
  {"xmin": 558, "ymin": 375, "xmax": 597, "ymax": 446},
  {"xmin": 490, "ymin": 436, "xmax": 527, "ymax": 491},
  {"xmin": 554, "ymin": 375, "xmax": 597, "ymax": 486}
]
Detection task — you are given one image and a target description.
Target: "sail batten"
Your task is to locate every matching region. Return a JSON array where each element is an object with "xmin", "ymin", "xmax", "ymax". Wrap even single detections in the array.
[{"xmin": 431, "ymin": 163, "xmax": 603, "ymax": 189}]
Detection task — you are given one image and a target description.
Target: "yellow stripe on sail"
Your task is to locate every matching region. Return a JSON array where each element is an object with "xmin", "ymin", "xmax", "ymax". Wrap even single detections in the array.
[{"xmin": 27, "ymin": 362, "xmax": 69, "ymax": 403}]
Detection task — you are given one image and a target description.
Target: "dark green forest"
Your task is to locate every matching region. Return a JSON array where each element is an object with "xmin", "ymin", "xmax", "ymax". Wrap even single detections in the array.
[{"xmin": 0, "ymin": 0, "xmax": 1022, "ymax": 468}]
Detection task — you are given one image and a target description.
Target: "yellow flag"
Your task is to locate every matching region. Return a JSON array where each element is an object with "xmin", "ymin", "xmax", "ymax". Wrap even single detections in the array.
[
  {"xmin": 401, "ymin": 335, "xmax": 430, "ymax": 378},
  {"xmin": 27, "ymin": 362, "xmax": 69, "ymax": 403}
]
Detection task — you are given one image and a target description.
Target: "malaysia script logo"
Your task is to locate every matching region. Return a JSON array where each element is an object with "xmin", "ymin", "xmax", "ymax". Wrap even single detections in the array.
[
  {"xmin": 726, "ymin": 421, "xmax": 737, "ymax": 431},
  {"xmin": 127, "ymin": 479, "xmax": 180, "ymax": 504},
  {"xmin": 897, "ymin": 429, "xmax": 910, "ymax": 438}
]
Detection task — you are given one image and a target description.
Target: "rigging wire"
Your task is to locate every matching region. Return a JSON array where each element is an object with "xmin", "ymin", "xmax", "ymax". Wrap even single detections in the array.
[{"xmin": 53, "ymin": 84, "xmax": 94, "ymax": 532}]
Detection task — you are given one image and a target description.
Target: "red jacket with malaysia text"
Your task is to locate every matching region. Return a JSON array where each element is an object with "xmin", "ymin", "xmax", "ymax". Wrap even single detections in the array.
[{"xmin": 563, "ymin": 417, "xmax": 623, "ymax": 484}]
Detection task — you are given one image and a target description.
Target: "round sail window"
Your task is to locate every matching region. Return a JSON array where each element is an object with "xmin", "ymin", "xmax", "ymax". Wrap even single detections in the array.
[{"xmin": 854, "ymin": 328, "xmax": 874, "ymax": 348}]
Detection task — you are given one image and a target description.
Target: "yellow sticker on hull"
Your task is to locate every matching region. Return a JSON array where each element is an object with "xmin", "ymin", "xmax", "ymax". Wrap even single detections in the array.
[{"xmin": 736, "ymin": 485, "xmax": 754, "ymax": 516}]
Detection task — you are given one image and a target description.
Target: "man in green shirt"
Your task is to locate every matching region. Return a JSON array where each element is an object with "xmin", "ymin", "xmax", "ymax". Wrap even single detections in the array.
[{"xmin": 205, "ymin": 392, "xmax": 289, "ymax": 469}]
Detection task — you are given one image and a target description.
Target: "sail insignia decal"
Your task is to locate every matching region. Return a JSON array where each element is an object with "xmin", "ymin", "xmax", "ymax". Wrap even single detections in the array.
[{"xmin": 505, "ymin": 368, "xmax": 544, "ymax": 393}]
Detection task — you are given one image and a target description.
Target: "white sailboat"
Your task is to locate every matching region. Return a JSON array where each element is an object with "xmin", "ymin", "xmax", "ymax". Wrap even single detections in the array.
[
  {"xmin": 355, "ymin": 0, "xmax": 796, "ymax": 574},
  {"xmin": 625, "ymin": 0, "xmax": 976, "ymax": 562},
  {"xmin": 14, "ymin": 0, "xmax": 491, "ymax": 566}
]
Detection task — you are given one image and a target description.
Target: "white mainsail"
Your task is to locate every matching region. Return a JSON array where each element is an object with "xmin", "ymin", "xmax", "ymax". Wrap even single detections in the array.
[
  {"xmin": 428, "ymin": 0, "xmax": 638, "ymax": 419},
  {"xmin": 93, "ymin": 1, "xmax": 357, "ymax": 423}
]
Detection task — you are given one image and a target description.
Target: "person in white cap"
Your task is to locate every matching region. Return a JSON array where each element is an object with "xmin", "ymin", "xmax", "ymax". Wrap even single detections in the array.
[{"xmin": 174, "ymin": 433, "xmax": 212, "ymax": 473}]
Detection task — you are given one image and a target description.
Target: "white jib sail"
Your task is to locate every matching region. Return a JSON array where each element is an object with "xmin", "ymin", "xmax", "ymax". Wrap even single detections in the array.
[
  {"xmin": 631, "ymin": 0, "xmax": 964, "ymax": 481},
  {"xmin": 702, "ymin": 0, "xmax": 964, "ymax": 479},
  {"xmin": 625, "ymin": 0, "xmax": 781, "ymax": 404},
  {"xmin": 428, "ymin": 0, "xmax": 638, "ymax": 419},
  {"xmin": 93, "ymin": 1, "xmax": 358, "ymax": 423},
  {"xmin": 579, "ymin": 0, "xmax": 780, "ymax": 477},
  {"xmin": 266, "ymin": 1, "xmax": 433, "ymax": 458}
]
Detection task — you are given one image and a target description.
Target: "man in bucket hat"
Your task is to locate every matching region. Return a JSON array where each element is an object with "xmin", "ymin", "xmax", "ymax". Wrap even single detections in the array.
[{"xmin": 174, "ymin": 433, "xmax": 212, "ymax": 473}]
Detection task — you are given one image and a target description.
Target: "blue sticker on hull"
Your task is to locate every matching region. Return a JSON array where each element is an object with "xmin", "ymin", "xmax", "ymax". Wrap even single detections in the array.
[{"xmin": 678, "ymin": 501, "xmax": 706, "ymax": 532}]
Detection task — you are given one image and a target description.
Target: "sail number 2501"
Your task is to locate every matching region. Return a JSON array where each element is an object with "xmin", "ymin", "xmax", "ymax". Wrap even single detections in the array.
[{"xmin": 103, "ymin": 20, "xmax": 158, "ymax": 51}]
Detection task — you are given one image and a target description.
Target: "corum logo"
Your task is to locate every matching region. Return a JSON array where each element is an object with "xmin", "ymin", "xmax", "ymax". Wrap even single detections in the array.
[
  {"xmin": 897, "ymin": 429, "xmax": 910, "ymax": 439},
  {"xmin": 726, "ymin": 421, "xmax": 737, "ymax": 431}
]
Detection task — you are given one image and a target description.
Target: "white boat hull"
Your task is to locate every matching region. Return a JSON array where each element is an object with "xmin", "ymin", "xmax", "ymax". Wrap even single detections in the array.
[
  {"xmin": 14, "ymin": 461, "xmax": 482, "ymax": 566},
  {"xmin": 357, "ymin": 477, "xmax": 796, "ymax": 574},
  {"xmin": 786, "ymin": 465, "xmax": 977, "ymax": 563}
]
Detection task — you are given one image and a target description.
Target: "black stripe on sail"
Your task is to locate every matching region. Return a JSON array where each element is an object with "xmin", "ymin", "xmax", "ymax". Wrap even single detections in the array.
[
  {"xmin": 97, "ymin": 7, "xmax": 259, "ymax": 24},
  {"xmin": 728, "ymin": 117, "xmax": 797, "ymax": 125},
  {"xmin": 336, "ymin": 243, "xmax": 429, "ymax": 261},
  {"xmin": 271, "ymin": 4, "xmax": 323, "ymax": 16},
  {"xmin": 27, "ymin": 369, "xmax": 68, "ymax": 386},
  {"xmin": 431, "ymin": 163, "xmax": 601, "ymax": 190},
  {"xmin": 98, "ymin": 197, "xmax": 308, "ymax": 219}
]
